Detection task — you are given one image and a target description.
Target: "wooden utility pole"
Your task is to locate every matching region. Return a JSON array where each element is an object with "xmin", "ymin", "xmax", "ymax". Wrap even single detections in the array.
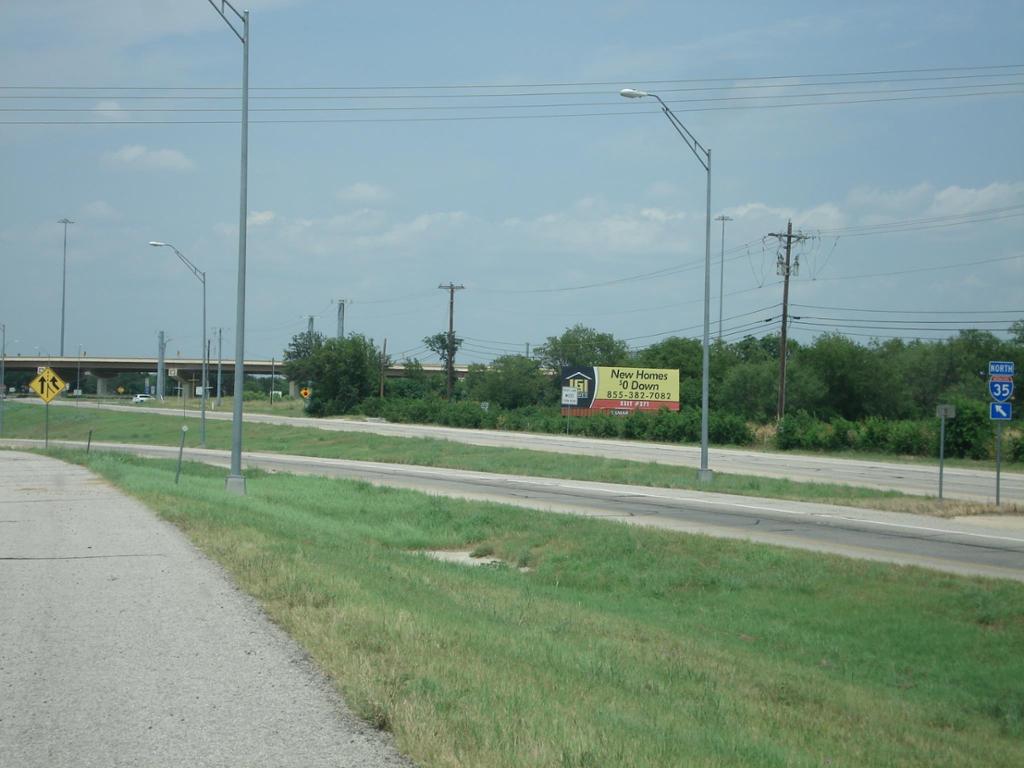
[
  {"xmin": 379, "ymin": 338, "xmax": 387, "ymax": 398},
  {"xmin": 766, "ymin": 220, "xmax": 808, "ymax": 421},
  {"xmin": 438, "ymin": 282, "xmax": 464, "ymax": 399}
]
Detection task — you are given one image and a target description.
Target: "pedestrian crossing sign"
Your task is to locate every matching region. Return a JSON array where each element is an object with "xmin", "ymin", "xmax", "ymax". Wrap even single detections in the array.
[{"xmin": 29, "ymin": 367, "xmax": 67, "ymax": 404}]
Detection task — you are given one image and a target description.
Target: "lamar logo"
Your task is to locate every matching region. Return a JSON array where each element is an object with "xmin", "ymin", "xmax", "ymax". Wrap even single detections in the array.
[{"xmin": 564, "ymin": 370, "xmax": 592, "ymax": 399}]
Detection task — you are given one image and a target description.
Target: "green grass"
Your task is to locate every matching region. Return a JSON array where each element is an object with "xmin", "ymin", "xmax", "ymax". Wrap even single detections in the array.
[
  {"xmin": 47, "ymin": 449, "xmax": 1024, "ymax": 767},
  {"xmin": 2, "ymin": 400, "xmax": 1017, "ymax": 517}
]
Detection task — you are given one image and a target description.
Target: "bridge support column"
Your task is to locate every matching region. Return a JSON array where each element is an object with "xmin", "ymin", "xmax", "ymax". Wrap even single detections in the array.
[
  {"xmin": 95, "ymin": 375, "xmax": 113, "ymax": 397},
  {"xmin": 172, "ymin": 372, "xmax": 193, "ymax": 400},
  {"xmin": 288, "ymin": 381, "xmax": 299, "ymax": 399}
]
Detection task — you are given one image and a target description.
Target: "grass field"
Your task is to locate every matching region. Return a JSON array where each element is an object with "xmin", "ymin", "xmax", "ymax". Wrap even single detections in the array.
[
  {"xmin": 47, "ymin": 449, "xmax": 1024, "ymax": 767},
  {"xmin": 2, "ymin": 400, "xmax": 1017, "ymax": 517}
]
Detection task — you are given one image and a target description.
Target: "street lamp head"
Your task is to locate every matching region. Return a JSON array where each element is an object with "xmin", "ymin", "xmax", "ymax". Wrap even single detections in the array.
[
  {"xmin": 619, "ymin": 88, "xmax": 649, "ymax": 99},
  {"xmin": 148, "ymin": 241, "xmax": 167, "ymax": 247}
]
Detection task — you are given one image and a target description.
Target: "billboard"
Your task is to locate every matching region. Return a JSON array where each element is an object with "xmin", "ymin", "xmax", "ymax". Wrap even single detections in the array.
[{"xmin": 561, "ymin": 366, "xmax": 679, "ymax": 413}]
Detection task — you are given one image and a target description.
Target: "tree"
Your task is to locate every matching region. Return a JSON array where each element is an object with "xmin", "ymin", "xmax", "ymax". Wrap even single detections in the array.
[
  {"xmin": 282, "ymin": 329, "xmax": 325, "ymax": 385},
  {"xmin": 464, "ymin": 355, "xmax": 552, "ymax": 409},
  {"xmin": 536, "ymin": 325, "xmax": 629, "ymax": 371},
  {"xmin": 387, "ymin": 359, "xmax": 444, "ymax": 399},
  {"xmin": 1010, "ymin": 319, "xmax": 1024, "ymax": 345},
  {"xmin": 424, "ymin": 331, "xmax": 462, "ymax": 367},
  {"xmin": 302, "ymin": 334, "xmax": 382, "ymax": 416},
  {"xmin": 635, "ymin": 336, "xmax": 701, "ymax": 377}
]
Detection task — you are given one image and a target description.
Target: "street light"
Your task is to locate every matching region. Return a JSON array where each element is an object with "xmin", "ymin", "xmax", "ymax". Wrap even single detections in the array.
[
  {"xmin": 149, "ymin": 241, "xmax": 207, "ymax": 448},
  {"xmin": 58, "ymin": 218, "xmax": 74, "ymax": 357},
  {"xmin": 207, "ymin": 0, "xmax": 250, "ymax": 494},
  {"xmin": 714, "ymin": 215, "xmax": 733, "ymax": 342},
  {"xmin": 0, "ymin": 323, "xmax": 6, "ymax": 436},
  {"xmin": 620, "ymin": 87, "xmax": 714, "ymax": 482}
]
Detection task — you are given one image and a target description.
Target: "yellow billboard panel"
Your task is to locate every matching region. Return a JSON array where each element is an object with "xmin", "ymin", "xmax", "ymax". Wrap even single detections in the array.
[{"xmin": 561, "ymin": 366, "xmax": 679, "ymax": 412}]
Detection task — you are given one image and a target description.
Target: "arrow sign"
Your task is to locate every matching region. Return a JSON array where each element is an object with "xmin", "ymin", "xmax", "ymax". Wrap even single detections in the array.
[
  {"xmin": 990, "ymin": 402, "xmax": 1012, "ymax": 421},
  {"xmin": 989, "ymin": 378, "xmax": 1014, "ymax": 403},
  {"xmin": 29, "ymin": 367, "xmax": 67, "ymax": 404}
]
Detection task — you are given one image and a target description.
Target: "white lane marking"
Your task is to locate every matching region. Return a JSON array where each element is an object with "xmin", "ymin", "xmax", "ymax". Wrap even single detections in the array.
[
  {"xmin": 554, "ymin": 484, "xmax": 1024, "ymax": 545},
  {"xmin": 272, "ymin": 456, "xmax": 1024, "ymax": 546}
]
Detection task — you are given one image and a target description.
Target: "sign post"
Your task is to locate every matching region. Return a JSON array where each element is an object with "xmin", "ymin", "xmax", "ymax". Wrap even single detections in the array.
[
  {"xmin": 29, "ymin": 367, "xmax": 67, "ymax": 449},
  {"xmin": 561, "ymin": 387, "xmax": 578, "ymax": 433},
  {"xmin": 935, "ymin": 404, "xmax": 955, "ymax": 501},
  {"xmin": 988, "ymin": 361, "xmax": 1016, "ymax": 506}
]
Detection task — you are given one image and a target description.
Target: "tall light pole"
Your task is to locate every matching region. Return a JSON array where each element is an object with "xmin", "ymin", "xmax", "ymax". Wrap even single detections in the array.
[
  {"xmin": 0, "ymin": 323, "xmax": 6, "ymax": 436},
  {"xmin": 714, "ymin": 215, "xmax": 732, "ymax": 342},
  {"xmin": 58, "ymin": 218, "xmax": 74, "ymax": 357},
  {"xmin": 621, "ymin": 88, "xmax": 713, "ymax": 482},
  {"xmin": 149, "ymin": 241, "xmax": 207, "ymax": 447},
  {"xmin": 208, "ymin": 0, "xmax": 250, "ymax": 494}
]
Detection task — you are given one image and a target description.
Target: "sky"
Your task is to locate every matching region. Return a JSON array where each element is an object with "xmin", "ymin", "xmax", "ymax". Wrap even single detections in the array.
[{"xmin": 1, "ymin": 0, "xmax": 1022, "ymax": 366}]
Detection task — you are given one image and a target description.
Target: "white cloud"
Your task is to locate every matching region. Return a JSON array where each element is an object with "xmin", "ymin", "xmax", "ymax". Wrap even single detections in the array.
[
  {"xmin": 102, "ymin": 145, "xmax": 194, "ymax": 172},
  {"xmin": 248, "ymin": 210, "xmax": 276, "ymax": 226},
  {"xmin": 93, "ymin": 100, "xmax": 129, "ymax": 121},
  {"xmin": 502, "ymin": 200, "xmax": 690, "ymax": 256},
  {"xmin": 5, "ymin": 1, "xmax": 301, "ymax": 47},
  {"xmin": 81, "ymin": 200, "xmax": 119, "ymax": 219},
  {"xmin": 926, "ymin": 182, "xmax": 1024, "ymax": 217},
  {"xmin": 846, "ymin": 181, "xmax": 1024, "ymax": 224},
  {"xmin": 337, "ymin": 183, "xmax": 390, "ymax": 203}
]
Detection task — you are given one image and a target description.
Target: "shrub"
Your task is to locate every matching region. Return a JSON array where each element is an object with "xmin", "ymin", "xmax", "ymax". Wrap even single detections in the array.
[
  {"xmin": 886, "ymin": 420, "xmax": 934, "ymax": 456},
  {"xmin": 826, "ymin": 417, "xmax": 858, "ymax": 451},
  {"xmin": 776, "ymin": 411, "xmax": 829, "ymax": 451},
  {"xmin": 945, "ymin": 398, "xmax": 990, "ymax": 460},
  {"xmin": 709, "ymin": 412, "xmax": 753, "ymax": 445},
  {"xmin": 1010, "ymin": 434, "xmax": 1024, "ymax": 463}
]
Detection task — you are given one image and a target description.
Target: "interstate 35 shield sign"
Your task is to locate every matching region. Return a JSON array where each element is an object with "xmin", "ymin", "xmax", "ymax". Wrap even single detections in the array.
[{"xmin": 989, "ymin": 377, "xmax": 1014, "ymax": 403}]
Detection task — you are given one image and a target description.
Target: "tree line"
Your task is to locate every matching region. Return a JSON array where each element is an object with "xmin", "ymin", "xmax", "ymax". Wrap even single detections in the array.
[{"xmin": 284, "ymin": 322, "xmax": 1022, "ymax": 422}]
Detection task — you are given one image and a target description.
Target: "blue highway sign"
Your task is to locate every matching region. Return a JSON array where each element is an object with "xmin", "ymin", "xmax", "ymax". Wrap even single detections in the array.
[
  {"xmin": 989, "ymin": 378, "xmax": 1014, "ymax": 403},
  {"xmin": 990, "ymin": 402, "xmax": 1013, "ymax": 421},
  {"xmin": 988, "ymin": 361, "xmax": 1015, "ymax": 376}
]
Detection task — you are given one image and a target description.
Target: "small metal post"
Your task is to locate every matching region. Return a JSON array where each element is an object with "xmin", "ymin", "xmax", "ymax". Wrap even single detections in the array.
[
  {"xmin": 996, "ymin": 423, "xmax": 1003, "ymax": 507},
  {"xmin": 175, "ymin": 425, "xmax": 189, "ymax": 484},
  {"xmin": 938, "ymin": 414, "xmax": 946, "ymax": 501},
  {"xmin": 45, "ymin": 401, "xmax": 49, "ymax": 449},
  {"xmin": 87, "ymin": 429, "xmax": 93, "ymax": 454}
]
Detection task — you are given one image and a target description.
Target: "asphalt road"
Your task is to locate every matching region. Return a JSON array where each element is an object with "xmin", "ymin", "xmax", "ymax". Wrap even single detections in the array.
[
  {"xmin": 45, "ymin": 399, "xmax": 1023, "ymax": 504},
  {"xmin": 10, "ymin": 439, "xmax": 1022, "ymax": 583},
  {"xmin": 0, "ymin": 450, "xmax": 415, "ymax": 768}
]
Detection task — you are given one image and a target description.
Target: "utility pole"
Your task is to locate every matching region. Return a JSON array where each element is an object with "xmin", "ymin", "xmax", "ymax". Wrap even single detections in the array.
[
  {"xmin": 1, "ymin": 323, "xmax": 6, "ymax": 436},
  {"xmin": 714, "ymin": 215, "xmax": 732, "ymax": 342},
  {"xmin": 157, "ymin": 331, "xmax": 168, "ymax": 400},
  {"xmin": 379, "ymin": 338, "xmax": 387, "ymax": 398},
  {"xmin": 307, "ymin": 315, "xmax": 315, "ymax": 334},
  {"xmin": 766, "ymin": 220, "xmax": 809, "ymax": 420},
  {"xmin": 438, "ymin": 282, "xmax": 464, "ymax": 400},
  {"xmin": 58, "ymin": 218, "xmax": 74, "ymax": 357},
  {"xmin": 216, "ymin": 327, "xmax": 223, "ymax": 407},
  {"xmin": 336, "ymin": 299, "xmax": 349, "ymax": 338},
  {"xmin": 525, "ymin": 341, "xmax": 530, "ymax": 358}
]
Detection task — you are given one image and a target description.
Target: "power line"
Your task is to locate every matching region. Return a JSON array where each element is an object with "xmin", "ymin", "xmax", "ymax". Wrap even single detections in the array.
[
  {"xmin": 5, "ymin": 62, "xmax": 1021, "ymax": 92},
  {"xmin": 8, "ymin": 80, "xmax": 1024, "ymax": 109},
  {"xmin": 790, "ymin": 303, "xmax": 1024, "ymax": 315},
  {"xmin": 4, "ymin": 88, "xmax": 1021, "ymax": 125},
  {"xmin": 805, "ymin": 252, "xmax": 1022, "ymax": 282}
]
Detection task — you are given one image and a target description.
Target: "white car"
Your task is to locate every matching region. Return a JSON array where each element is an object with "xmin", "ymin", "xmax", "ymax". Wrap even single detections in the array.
[{"xmin": 131, "ymin": 393, "xmax": 155, "ymax": 404}]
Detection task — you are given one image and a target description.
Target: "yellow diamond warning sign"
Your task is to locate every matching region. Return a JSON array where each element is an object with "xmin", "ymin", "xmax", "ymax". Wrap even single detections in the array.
[{"xmin": 30, "ymin": 367, "xmax": 67, "ymax": 404}]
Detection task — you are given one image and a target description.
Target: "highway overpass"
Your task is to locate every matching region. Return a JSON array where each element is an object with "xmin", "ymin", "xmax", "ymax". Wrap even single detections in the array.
[{"xmin": 2, "ymin": 355, "xmax": 467, "ymax": 396}]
